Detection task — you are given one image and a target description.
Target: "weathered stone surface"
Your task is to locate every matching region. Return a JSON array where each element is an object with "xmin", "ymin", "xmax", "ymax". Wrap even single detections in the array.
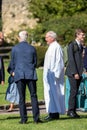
[{"xmin": 2, "ymin": 0, "xmax": 37, "ymax": 41}]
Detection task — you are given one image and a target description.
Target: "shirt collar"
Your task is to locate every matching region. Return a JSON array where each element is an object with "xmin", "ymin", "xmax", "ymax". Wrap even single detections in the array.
[{"xmin": 75, "ymin": 39, "xmax": 81, "ymax": 46}]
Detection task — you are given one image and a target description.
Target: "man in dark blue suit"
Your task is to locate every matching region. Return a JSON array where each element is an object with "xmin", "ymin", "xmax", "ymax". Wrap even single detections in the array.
[
  {"xmin": 83, "ymin": 46, "xmax": 87, "ymax": 72},
  {"xmin": 9, "ymin": 31, "xmax": 42, "ymax": 124}
]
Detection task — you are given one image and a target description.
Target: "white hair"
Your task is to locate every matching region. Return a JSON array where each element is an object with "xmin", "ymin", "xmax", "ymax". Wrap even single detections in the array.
[
  {"xmin": 46, "ymin": 31, "xmax": 57, "ymax": 39},
  {"xmin": 19, "ymin": 31, "xmax": 28, "ymax": 41}
]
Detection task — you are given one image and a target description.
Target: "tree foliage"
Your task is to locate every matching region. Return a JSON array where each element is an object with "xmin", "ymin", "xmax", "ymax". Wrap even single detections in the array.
[
  {"xmin": 29, "ymin": 0, "xmax": 87, "ymax": 21},
  {"xmin": 27, "ymin": 0, "xmax": 87, "ymax": 45}
]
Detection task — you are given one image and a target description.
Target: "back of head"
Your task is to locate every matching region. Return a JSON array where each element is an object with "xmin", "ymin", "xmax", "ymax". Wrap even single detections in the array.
[{"xmin": 19, "ymin": 31, "xmax": 28, "ymax": 41}]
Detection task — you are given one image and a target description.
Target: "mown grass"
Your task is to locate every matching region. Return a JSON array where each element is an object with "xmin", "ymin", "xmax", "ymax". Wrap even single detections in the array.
[
  {"xmin": 0, "ymin": 62, "xmax": 87, "ymax": 130},
  {"xmin": 0, "ymin": 113, "xmax": 87, "ymax": 130},
  {"xmin": 0, "ymin": 63, "xmax": 87, "ymax": 130}
]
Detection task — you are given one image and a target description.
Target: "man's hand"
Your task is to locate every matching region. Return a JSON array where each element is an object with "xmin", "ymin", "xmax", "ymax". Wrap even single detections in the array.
[
  {"xmin": 12, "ymin": 72, "xmax": 15, "ymax": 76},
  {"xmin": 1, "ymin": 81, "xmax": 4, "ymax": 85},
  {"xmin": 74, "ymin": 74, "xmax": 80, "ymax": 79}
]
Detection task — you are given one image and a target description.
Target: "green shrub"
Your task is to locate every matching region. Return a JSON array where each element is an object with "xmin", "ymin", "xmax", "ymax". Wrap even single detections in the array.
[
  {"xmin": 35, "ymin": 46, "xmax": 47, "ymax": 67},
  {"xmin": 29, "ymin": 13, "xmax": 87, "ymax": 46}
]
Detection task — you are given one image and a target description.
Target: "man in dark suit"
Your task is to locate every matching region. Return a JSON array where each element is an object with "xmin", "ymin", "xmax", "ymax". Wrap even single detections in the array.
[
  {"xmin": 83, "ymin": 46, "xmax": 87, "ymax": 72},
  {"xmin": 0, "ymin": 31, "xmax": 5, "ymax": 86},
  {"xmin": 0, "ymin": 56, "xmax": 5, "ymax": 85},
  {"xmin": 8, "ymin": 31, "xmax": 42, "ymax": 124},
  {"xmin": 65, "ymin": 29, "xmax": 85, "ymax": 118}
]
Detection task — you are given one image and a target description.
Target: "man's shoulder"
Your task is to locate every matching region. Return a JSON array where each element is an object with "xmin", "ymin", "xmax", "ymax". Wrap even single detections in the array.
[
  {"xmin": 68, "ymin": 40, "xmax": 79, "ymax": 53},
  {"xmin": 12, "ymin": 42, "xmax": 19, "ymax": 48},
  {"xmin": 29, "ymin": 44, "xmax": 36, "ymax": 51},
  {"xmin": 54, "ymin": 41, "xmax": 62, "ymax": 48},
  {"xmin": 12, "ymin": 42, "xmax": 36, "ymax": 51},
  {"xmin": 68, "ymin": 40, "xmax": 77, "ymax": 45},
  {"xmin": 68, "ymin": 40, "xmax": 77, "ymax": 48}
]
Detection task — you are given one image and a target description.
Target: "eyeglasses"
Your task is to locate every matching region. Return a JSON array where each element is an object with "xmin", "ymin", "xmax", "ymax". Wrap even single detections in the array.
[
  {"xmin": 79, "ymin": 33, "xmax": 85, "ymax": 37},
  {"xmin": 45, "ymin": 36, "xmax": 50, "ymax": 38}
]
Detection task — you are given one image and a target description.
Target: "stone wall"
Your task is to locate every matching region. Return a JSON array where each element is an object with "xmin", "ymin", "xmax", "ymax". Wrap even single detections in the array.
[{"xmin": 2, "ymin": 0, "xmax": 37, "ymax": 42}]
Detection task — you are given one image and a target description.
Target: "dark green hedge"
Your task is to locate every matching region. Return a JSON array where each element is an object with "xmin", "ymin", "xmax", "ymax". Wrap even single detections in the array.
[
  {"xmin": 35, "ymin": 46, "xmax": 47, "ymax": 67},
  {"xmin": 29, "ymin": 13, "xmax": 87, "ymax": 46}
]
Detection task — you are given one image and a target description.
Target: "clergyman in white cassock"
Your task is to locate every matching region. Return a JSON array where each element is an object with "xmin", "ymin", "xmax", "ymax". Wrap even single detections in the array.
[{"xmin": 43, "ymin": 31, "xmax": 65, "ymax": 119}]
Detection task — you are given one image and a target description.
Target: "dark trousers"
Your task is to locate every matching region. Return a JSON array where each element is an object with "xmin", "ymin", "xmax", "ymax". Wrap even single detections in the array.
[
  {"xmin": 16, "ymin": 79, "xmax": 40, "ymax": 122},
  {"xmin": 68, "ymin": 76, "xmax": 82, "ymax": 112}
]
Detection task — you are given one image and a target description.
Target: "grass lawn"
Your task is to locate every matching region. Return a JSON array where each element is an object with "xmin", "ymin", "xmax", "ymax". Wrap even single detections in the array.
[
  {"xmin": 0, "ymin": 62, "xmax": 87, "ymax": 130},
  {"xmin": 0, "ymin": 113, "xmax": 87, "ymax": 130}
]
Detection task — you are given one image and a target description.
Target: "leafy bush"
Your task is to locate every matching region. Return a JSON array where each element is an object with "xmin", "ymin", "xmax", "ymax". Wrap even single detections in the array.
[
  {"xmin": 29, "ymin": 13, "xmax": 87, "ymax": 46},
  {"xmin": 35, "ymin": 46, "xmax": 47, "ymax": 67}
]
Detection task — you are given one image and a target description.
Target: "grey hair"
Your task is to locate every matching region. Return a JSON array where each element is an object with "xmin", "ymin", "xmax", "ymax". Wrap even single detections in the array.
[
  {"xmin": 46, "ymin": 31, "xmax": 57, "ymax": 39},
  {"xmin": 19, "ymin": 31, "xmax": 28, "ymax": 41}
]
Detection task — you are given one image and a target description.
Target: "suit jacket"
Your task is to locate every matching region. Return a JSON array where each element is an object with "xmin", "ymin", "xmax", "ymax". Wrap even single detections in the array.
[
  {"xmin": 83, "ymin": 46, "xmax": 87, "ymax": 71},
  {"xmin": 65, "ymin": 40, "xmax": 83, "ymax": 77},
  {"xmin": 8, "ymin": 41, "xmax": 37, "ymax": 82},
  {"xmin": 0, "ymin": 56, "xmax": 5, "ymax": 83}
]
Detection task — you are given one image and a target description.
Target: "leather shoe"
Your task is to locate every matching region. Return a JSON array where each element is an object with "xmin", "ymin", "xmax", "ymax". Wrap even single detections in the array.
[
  {"xmin": 34, "ymin": 119, "xmax": 43, "ymax": 124},
  {"xmin": 49, "ymin": 113, "xmax": 59, "ymax": 119},
  {"xmin": 19, "ymin": 121, "xmax": 27, "ymax": 124},
  {"xmin": 74, "ymin": 112, "xmax": 80, "ymax": 118},
  {"xmin": 44, "ymin": 115, "xmax": 53, "ymax": 121},
  {"xmin": 67, "ymin": 111, "xmax": 80, "ymax": 118}
]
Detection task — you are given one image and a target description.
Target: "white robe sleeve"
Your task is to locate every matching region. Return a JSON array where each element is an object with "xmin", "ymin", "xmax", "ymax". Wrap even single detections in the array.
[{"xmin": 53, "ymin": 45, "xmax": 64, "ymax": 79}]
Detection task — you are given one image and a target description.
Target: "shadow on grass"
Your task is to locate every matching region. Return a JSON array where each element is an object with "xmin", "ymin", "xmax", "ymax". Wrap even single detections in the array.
[
  {"xmin": 0, "ymin": 92, "xmax": 5, "ymax": 94},
  {"xmin": 6, "ymin": 115, "xmax": 33, "ymax": 120},
  {"xmin": 42, "ymin": 113, "xmax": 87, "ymax": 123}
]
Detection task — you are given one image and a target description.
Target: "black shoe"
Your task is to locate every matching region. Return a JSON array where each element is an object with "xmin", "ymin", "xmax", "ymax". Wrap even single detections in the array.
[
  {"xmin": 74, "ymin": 112, "xmax": 80, "ymax": 118},
  {"xmin": 49, "ymin": 113, "xmax": 59, "ymax": 119},
  {"xmin": 19, "ymin": 120, "xmax": 27, "ymax": 124},
  {"xmin": 67, "ymin": 111, "xmax": 75, "ymax": 118},
  {"xmin": 44, "ymin": 115, "xmax": 53, "ymax": 121},
  {"xmin": 34, "ymin": 119, "xmax": 43, "ymax": 124},
  {"xmin": 67, "ymin": 111, "xmax": 80, "ymax": 118}
]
